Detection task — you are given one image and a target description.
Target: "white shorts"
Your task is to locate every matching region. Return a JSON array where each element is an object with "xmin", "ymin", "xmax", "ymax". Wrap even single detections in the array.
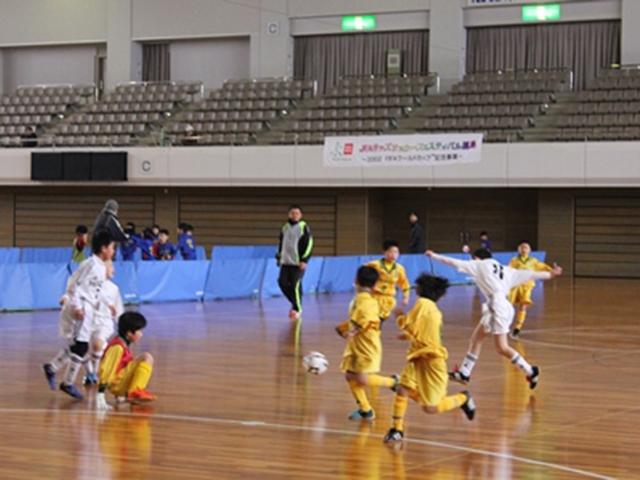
[
  {"xmin": 58, "ymin": 304, "xmax": 77, "ymax": 339},
  {"xmin": 73, "ymin": 302, "xmax": 96, "ymax": 343},
  {"xmin": 92, "ymin": 315, "xmax": 115, "ymax": 344},
  {"xmin": 480, "ymin": 299, "xmax": 515, "ymax": 335}
]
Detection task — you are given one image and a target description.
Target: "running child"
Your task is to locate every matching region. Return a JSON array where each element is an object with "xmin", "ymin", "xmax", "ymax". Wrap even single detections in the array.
[
  {"xmin": 338, "ymin": 266, "xmax": 399, "ymax": 421},
  {"xmin": 427, "ymin": 249, "xmax": 562, "ymax": 389},
  {"xmin": 508, "ymin": 242, "xmax": 553, "ymax": 340},
  {"xmin": 366, "ymin": 239, "xmax": 410, "ymax": 321},
  {"xmin": 384, "ymin": 274, "xmax": 475, "ymax": 445}
]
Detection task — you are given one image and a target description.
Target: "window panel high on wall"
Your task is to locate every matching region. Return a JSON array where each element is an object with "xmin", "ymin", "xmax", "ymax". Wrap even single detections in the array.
[
  {"xmin": 294, "ymin": 30, "xmax": 429, "ymax": 94},
  {"xmin": 466, "ymin": 21, "xmax": 621, "ymax": 90}
]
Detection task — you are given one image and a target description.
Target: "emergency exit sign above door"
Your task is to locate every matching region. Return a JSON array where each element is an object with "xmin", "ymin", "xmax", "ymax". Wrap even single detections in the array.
[
  {"xmin": 341, "ymin": 15, "xmax": 376, "ymax": 31},
  {"xmin": 522, "ymin": 4, "xmax": 561, "ymax": 22}
]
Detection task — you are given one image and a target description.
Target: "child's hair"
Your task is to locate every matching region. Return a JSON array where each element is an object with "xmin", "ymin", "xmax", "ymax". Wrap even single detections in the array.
[
  {"xmin": 357, "ymin": 265, "xmax": 379, "ymax": 289},
  {"xmin": 91, "ymin": 229, "xmax": 114, "ymax": 255},
  {"xmin": 480, "ymin": 231, "xmax": 488, "ymax": 237},
  {"xmin": 153, "ymin": 224, "xmax": 161, "ymax": 231},
  {"xmin": 415, "ymin": 274, "xmax": 450, "ymax": 302},
  {"xmin": 75, "ymin": 225, "xmax": 88, "ymax": 235},
  {"xmin": 289, "ymin": 204, "xmax": 303, "ymax": 212},
  {"xmin": 117, "ymin": 311, "xmax": 147, "ymax": 338},
  {"xmin": 143, "ymin": 227, "xmax": 154, "ymax": 240},
  {"xmin": 126, "ymin": 222, "xmax": 136, "ymax": 230},
  {"xmin": 186, "ymin": 224, "xmax": 194, "ymax": 232},
  {"xmin": 178, "ymin": 222, "xmax": 187, "ymax": 231},
  {"xmin": 383, "ymin": 239, "xmax": 400, "ymax": 251},
  {"xmin": 159, "ymin": 229, "xmax": 170, "ymax": 236},
  {"xmin": 518, "ymin": 240, "xmax": 531, "ymax": 247},
  {"xmin": 473, "ymin": 248, "xmax": 492, "ymax": 259}
]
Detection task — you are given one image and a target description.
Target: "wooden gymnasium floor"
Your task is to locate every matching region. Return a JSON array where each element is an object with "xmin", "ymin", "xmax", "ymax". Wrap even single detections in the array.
[{"xmin": 0, "ymin": 277, "xmax": 638, "ymax": 479}]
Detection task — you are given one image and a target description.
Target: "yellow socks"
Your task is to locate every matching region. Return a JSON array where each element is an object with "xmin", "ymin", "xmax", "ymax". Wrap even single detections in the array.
[
  {"xmin": 436, "ymin": 393, "xmax": 467, "ymax": 413},
  {"xmin": 128, "ymin": 361, "xmax": 153, "ymax": 393},
  {"xmin": 366, "ymin": 374, "xmax": 395, "ymax": 389},
  {"xmin": 348, "ymin": 380, "xmax": 372, "ymax": 412},
  {"xmin": 392, "ymin": 395, "xmax": 408, "ymax": 431},
  {"xmin": 515, "ymin": 311, "xmax": 527, "ymax": 330}
]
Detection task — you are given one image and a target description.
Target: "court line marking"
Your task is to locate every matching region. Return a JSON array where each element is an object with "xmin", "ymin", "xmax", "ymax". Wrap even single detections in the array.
[{"xmin": 0, "ymin": 407, "xmax": 616, "ymax": 480}]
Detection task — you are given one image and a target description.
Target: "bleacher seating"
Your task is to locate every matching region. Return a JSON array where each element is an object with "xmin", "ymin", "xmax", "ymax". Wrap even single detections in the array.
[
  {"xmin": 0, "ymin": 84, "xmax": 95, "ymax": 147},
  {"xmin": 165, "ymin": 78, "xmax": 315, "ymax": 146},
  {"xmin": 262, "ymin": 74, "xmax": 438, "ymax": 145},
  {"xmin": 395, "ymin": 69, "xmax": 571, "ymax": 143},
  {"xmin": 530, "ymin": 68, "xmax": 640, "ymax": 142},
  {"xmin": 43, "ymin": 81, "xmax": 201, "ymax": 147}
]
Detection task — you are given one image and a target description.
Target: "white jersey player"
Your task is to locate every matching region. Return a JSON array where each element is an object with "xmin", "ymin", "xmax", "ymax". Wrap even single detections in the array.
[
  {"xmin": 43, "ymin": 230, "xmax": 116, "ymax": 400},
  {"xmin": 83, "ymin": 262, "xmax": 124, "ymax": 385},
  {"xmin": 427, "ymin": 249, "xmax": 562, "ymax": 389}
]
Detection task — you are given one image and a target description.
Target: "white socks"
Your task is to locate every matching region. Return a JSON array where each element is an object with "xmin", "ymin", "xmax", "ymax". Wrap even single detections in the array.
[
  {"xmin": 510, "ymin": 353, "xmax": 533, "ymax": 377},
  {"xmin": 459, "ymin": 352, "xmax": 478, "ymax": 377}
]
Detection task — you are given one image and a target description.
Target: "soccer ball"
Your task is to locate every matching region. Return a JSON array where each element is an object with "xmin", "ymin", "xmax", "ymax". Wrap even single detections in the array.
[{"xmin": 303, "ymin": 351, "xmax": 328, "ymax": 375}]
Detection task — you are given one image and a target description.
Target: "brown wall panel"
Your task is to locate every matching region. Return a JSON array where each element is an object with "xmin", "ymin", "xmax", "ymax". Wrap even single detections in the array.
[
  {"xmin": 14, "ymin": 194, "xmax": 154, "ymax": 247},
  {"xmin": 538, "ymin": 190, "xmax": 574, "ymax": 275},
  {"xmin": 0, "ymin": 193, "xmax": 14, "ymax": 247}
]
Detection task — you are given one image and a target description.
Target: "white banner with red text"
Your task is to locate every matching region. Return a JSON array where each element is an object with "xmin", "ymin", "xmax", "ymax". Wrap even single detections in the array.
[{"xmin": 323, "ymin": 133, "xmax": 483, "ymax": 167}]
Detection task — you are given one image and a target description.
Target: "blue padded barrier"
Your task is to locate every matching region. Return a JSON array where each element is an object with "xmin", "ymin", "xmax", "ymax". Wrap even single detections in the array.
[
  {"xmin": 0, "ymin": 264, "xmax": 33, "ymax": 310},
  {"xmin": 28, "ymin": 263, "xmax": 70, "ymax": 310},
  {"xmin": 196, "ymin": 246, "xmax": 206, "ymax": 260},
  {"xmin": 430, "ymin": 253, "xmax": 475, "ymax": 285},
  {"xmin": 261, "ymin": 257, "xmax": 325, "ymax": 298},
  {"xmin": 111, "ymin": 261, "xmax": 139, "ymax": 304},
  {"xmin": 398, "ymin": 254, "xmax": 433, "ymax": 285},
  {"xmin": 204, "ymin": 259, "xmax": 267, "ymax": 300},
  {"xmin": 211, "ymin": 245, "xmax": 277, "ymax": 260},
  {"xmin": 21, "ymin": 247, "xmax": 73, "ymax": 264},
  {"xmin": 0, "ymin": 248, "xmax": 20, "ymax": 264},
  {"xmin": 318, "ymin": 256, "xmax": 360, "ymax": 294},
  {"xmin": 138, "ymin": 261, "xmax": 209, "ymax": 303}
]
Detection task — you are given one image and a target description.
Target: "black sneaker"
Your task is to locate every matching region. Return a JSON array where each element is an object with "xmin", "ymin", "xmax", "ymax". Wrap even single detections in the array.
[
  {"xmin": 391, "ymin": 374, "xmax": 400, "ymax": 392},
  {"xmin": 449, "ymin": 370, "xmax": 470, "ymax": 385},
  {"xmin": 59, "ymin": 382, "xmax": 84, "ymax": 400},
  {"xmin": 460, "ymin": 390, "xmax": 476, "ymax": 421},
  {"xmin": 527, "ymin": 366, "xmax": 540, "ymax": 390},
  {"xmin": 348, "ymin": 409, "xmax": 375, "ymax": 421},
  {"xmin": 42, "ymin": 363, "xmax": 56, "ymax": 390},
  {"xmin": 383, "ymin": 428, "xmax": 404, "ymax": 444},
  {"xmin": 509, "ymin": 329, "xmax": 521, "ymax": 340}
]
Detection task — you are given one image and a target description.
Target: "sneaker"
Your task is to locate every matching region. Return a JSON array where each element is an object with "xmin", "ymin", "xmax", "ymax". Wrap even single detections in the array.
[
  {"xmin": 383, "ymin": 428, "xmax": 404, "ymax": 444},
  {"xmin": 460, "ymin": 390, "xmax": 476, "ymax": 421},
  {"xmin": 527, "ymin": 366, "xmax": 540, "ymax": 390},
  {"xmin": 83, "ymin": 372, "xmax": 98, "ymax": 386},
  {"xmin": 59, "ymin": 383, "xmax": 84, "ymax": 400},
  {"xmin": 348, "ymin": 409, "xmax": 375, "ymax": 421},
  {"xmin": 390, "ymin": 374, "xmax": 400, "ymax": 392},
  {"xmin": 448, "ymin": 367, "xmax": 470, "ymax": 385},
  {"xmin": 42, "ymin": 364, "xmax": 56, "ymax": 390},
  {"xmin": 509, "ymin": 329, "xmax": 521, "ymax": 340},
  {"xmin": 127, "ymin": 388, "xmax": 157, "ymax": 403}
]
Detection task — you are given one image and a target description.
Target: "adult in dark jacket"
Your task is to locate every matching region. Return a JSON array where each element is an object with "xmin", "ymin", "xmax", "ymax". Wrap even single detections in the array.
[
  {"xmin": 409, "ymin": 212, "xmax": 426, "ymax": 254},
  {"xmin": 93, "ymin": 199, "xmax": 129, "ymax": 242},
  {"xmin": 276, "ymin": 205, "xmax": 313, "ymax": 320}
]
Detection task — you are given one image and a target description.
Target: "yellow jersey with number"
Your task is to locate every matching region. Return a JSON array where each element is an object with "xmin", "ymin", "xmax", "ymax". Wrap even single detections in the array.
[
  {"xmin": 508, "ymin": 256, "xmax": 552, "ymax": 288},
  {"xmin": 340, "ymin": 290, "xmax": 383, "ymax": 373},
  {"xmin": 366, "ymin": 259, "xmax": 410, "ymax": 299},
  {"xmin": 397, "ymin": 298, "xmax": 448, "ymax": 361}
]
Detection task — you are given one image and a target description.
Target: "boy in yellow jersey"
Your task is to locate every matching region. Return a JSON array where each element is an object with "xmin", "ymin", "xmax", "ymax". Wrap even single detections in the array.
[
  {"xmin": 338, "ymin": 266, "xmax": 399, "ymax": 420},
  {"xmin": 383, "ymin": 274, "xmax": 475, "ymax": 445},
  {"xmin": 367, "ymin": 239, "xmax": 411, "ymax": 322},
  {"xmin": 95, "ymin": 312, "xmax": 157, "ymax": 410},
  {"xmin": 508, "ymin": 242, "xmax": 553, "ymax": 340}
]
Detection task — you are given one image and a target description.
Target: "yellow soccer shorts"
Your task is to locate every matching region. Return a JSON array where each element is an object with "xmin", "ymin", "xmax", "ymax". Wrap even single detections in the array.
[
  {"xmin": 374, "ymin": 294, "xmax": 397, "ymax": 320},
  {"xmin": 109, "ymin": 360, "xmax": 139, "ymax": 397},
  {"xmin": 340, "ymin": 348, "xmax": 382, "ymax": 374},
  {"xmin": 400, "ymin": 357, "xmax": 448, "ymax": 407},
  {"xmin": 509, "ymin": 285, "xmax": 534, "ymax": 307}
]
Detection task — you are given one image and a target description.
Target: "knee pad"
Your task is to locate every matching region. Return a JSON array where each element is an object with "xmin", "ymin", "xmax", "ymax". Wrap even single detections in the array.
[{"xmin": 70, "ymin": 341, "xmax": 89, "ymax": 358}]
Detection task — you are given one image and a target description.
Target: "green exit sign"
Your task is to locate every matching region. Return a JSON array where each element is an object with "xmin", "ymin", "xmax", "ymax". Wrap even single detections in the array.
[
  {"xmin": 342, "ymin": 15, "xmax": 376, "ymax": 31},
  {"xmin": 522, "ymin": 4, "xmax": 561, "ymax": 22}
]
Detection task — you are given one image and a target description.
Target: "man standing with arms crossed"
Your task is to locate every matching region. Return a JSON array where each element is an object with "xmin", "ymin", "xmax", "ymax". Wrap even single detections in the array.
[{"xmin": 277, "ymin": 205, "xmax": 314, "ymax": 320}]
